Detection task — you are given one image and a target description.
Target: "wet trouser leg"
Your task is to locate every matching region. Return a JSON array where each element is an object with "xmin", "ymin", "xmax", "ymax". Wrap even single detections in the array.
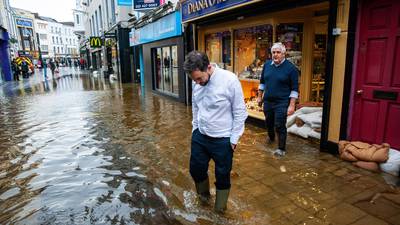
[
  {"xmin": 274, "ymin": 106, "xmax": 288, "ymax": 151},
  {"xmin": 264, "ymin": 109, "xmax": 275, "ymax": 142},
  {"xmin": 190, "ymin": 129, "xmax": 233, "ymax": 190}
]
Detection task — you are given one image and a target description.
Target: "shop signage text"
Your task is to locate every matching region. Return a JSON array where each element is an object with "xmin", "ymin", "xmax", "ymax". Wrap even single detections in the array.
[
  {"xmin": 90, "ymin": 37, "xmax": 102, "ymax": 48},
  {"xmin": 134, "ymin": 0, "xmax": 160, "ymax": 10},
  {"xmin": 181, "ymin": 0, "xmax": 256, "ymax": 22},
  {"xmin": 16, "ymin": 18, "xmax": 33, "ymax": 27}
]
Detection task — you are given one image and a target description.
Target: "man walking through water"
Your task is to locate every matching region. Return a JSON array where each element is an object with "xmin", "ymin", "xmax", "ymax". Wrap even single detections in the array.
[
  {"xmin": 183, "ymin": 51, "xmax": 248, "ymax": 213},
  {"xmin": 257, "ymin": 42, "xmax": 299, "ymax": 157}
]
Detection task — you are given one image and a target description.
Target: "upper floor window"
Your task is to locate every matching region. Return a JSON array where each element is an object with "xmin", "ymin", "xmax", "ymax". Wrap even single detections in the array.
[{"xmin": 76, "ymin": 15, "xmax": 80, "ymax": 24}]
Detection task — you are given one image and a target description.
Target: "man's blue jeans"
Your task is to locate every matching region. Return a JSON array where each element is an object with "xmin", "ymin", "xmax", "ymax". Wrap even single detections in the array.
[
  {"xmin": 190, "ymin": 129, "xmax": 233, "ymax": 190},
  {"xmin": 264, "ymin": 103, "xmax": 288, "ymax": 151}
]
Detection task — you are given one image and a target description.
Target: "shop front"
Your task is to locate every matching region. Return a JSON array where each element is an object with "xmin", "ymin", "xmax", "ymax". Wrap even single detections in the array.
[
  {"xmin": 182, "ymin": 0, "xmax": 330, "ymax": 119},
  {"xmin": 181, "ymin": 0, "xmax": 350, "ymax": 152},
  {"xmin": 131, "ymin": 10, "xmax": 186, "ymax": 103}
]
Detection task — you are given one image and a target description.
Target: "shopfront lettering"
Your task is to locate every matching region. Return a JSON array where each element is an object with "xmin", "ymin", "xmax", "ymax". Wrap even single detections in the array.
[{"xmin": 187, "ymin": 0, "xmax": 227, "ymax": 15}]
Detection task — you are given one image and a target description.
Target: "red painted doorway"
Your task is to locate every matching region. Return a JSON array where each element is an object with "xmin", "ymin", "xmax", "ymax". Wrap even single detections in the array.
[{"xmin": 351, "ymin": 0, "xmax": 400, "ymax": 150}]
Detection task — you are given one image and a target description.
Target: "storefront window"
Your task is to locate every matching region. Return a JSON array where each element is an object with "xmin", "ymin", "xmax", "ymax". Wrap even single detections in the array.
[
  {"xmin": 276, "ymin": 23, "xmax": 303, "ymax": 72},
  {"xmin": 311, "ymin": 34, "xmax": 327, "ymax": 102},
  {"xmin": 171, "ymin": 45, "xmax": 179, "ymax": 94},
  {"xmin": 234, "ymin": 24, "xmax": 273, "ymax": 80},
  {"xmin": 205, "ymin": 31, "xmax": 231, "ymax": 70},
  {"xmin": 153, "ymin": 45, "xmax": 178, "ymax": 97}
]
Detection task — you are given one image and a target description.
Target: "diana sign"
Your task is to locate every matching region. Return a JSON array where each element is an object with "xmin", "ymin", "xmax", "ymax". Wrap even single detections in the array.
[
  {"xmin": 134, "ymin": 0, "xmax": 160, "ymax": 10},
  {"xmin": 181, "ymin": 0, "xmax": 258, "ymax": 22}
]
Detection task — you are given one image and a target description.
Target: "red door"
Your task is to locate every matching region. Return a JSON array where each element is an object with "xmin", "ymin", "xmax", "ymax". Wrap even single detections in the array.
[{"xmin": 351, "ymin": 0, "xmax": 400, "ymax": 149}]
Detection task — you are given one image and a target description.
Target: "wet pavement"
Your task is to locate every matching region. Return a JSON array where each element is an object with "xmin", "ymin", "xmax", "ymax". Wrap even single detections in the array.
[{"xmin": 0, "ymin": 68, "xmax": 399, "ymax": 225}]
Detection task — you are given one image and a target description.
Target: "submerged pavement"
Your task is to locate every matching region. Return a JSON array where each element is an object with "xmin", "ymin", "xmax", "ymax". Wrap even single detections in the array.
[{"xmin": 0, "ymin": 68, "xmax": 399, "ymax": 225}]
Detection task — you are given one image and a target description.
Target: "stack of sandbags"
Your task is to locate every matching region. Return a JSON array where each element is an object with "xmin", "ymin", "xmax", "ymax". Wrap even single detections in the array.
[
  {"xmin": 338, "ymin": 141, "xmax": 390, "ymax": 172},
  {"xmin": 286, "ymin": 107, "xmax": 322, "ymax": 139}
]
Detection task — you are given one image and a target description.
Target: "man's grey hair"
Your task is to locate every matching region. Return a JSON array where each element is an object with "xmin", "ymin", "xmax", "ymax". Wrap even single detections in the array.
[
  {"xmin": 183, "ymin": 51, "xmax": 210, "ymax": 75},
  {"xmin": 271, "ymin": 42, "xmax": 286, "ymax": 54}
]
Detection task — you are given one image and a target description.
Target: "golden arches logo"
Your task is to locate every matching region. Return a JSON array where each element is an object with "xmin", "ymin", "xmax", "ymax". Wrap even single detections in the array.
[{"xmin": 90, "ymin": 37, "xmax": 102, "ymax": 48}]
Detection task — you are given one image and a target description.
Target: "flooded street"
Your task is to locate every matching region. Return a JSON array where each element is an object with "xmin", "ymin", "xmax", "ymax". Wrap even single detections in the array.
[{"xmin": 1, "ymin": 69, "xmax": 399, "ymax": 225}]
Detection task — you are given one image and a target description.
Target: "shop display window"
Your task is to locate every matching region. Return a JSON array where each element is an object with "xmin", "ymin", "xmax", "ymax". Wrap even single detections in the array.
[
  {"xmin": 311, "ymin": 34, "xmax": 327, "ymax": 102},
  {"xmin": 234, "ymin": 24, "xmax": 273, "ymax": 80},
  {"xmin": 276, "ymin": 23, "xmax": 303, "ymax": 72},
  {"xmin": 153, "ymin": 45, "xmax": 178, "ymax": 97},
  {"xmin": 205, "ymin": 31, "xmax": 231, "ymax": 70}
]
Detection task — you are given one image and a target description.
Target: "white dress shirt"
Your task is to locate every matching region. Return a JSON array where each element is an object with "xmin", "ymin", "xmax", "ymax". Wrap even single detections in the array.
[{"xmin": 192, "ymin": 65, "xmax": 248, "ymax": 144}]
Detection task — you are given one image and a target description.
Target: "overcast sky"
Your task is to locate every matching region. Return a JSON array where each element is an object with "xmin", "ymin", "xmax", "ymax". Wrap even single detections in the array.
[{"xmin": 10, "ymin": 0, "xmax": 75, "ymax": 22}]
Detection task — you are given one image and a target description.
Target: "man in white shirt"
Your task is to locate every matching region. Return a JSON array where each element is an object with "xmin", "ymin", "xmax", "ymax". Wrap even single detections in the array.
[{"xmin": 183, "ymin": 51, "xmax": 248, "ymax": 213}]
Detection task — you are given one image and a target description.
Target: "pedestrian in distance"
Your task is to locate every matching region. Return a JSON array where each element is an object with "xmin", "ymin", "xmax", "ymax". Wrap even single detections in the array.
[
  {"xmin": 49, "ymin": 59, "xmax": 56, "ymax": 78},
  {"xmin": 21, "ymin": 61, "xmax": 29, "ymax": 79},
  {"xmin": 183, "ymin": 51, "xmax": 248, "ymax": 213},
  {"xmin": 257, "ymin": 42, "xmax": 299, "ymax": 157},
  {"xmin": 11, "ymin": 58, "xmax": 20, "ymax": 81}
]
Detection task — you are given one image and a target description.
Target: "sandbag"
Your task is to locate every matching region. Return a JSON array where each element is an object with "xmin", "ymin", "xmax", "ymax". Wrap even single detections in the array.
[
  {"xmin": 353, "ymin": 161, "xmax": 380, "ymax": 172},
  {"xmin": 380, "ymin": 149, "xmax": 400, "ymax": 176},
  {"xmin": 339, "ymin": 141, "xmax": 390, "ymax": 163}
]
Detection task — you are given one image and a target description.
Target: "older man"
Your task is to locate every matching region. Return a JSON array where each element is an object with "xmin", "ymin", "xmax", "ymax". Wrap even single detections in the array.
[
  {"xmin": 183, "ymin": 51, "xmax": 248, "ymax": 213},
  {"xmin": 257, "ymin": 42, "xmax": 299, "ymax": 157}
]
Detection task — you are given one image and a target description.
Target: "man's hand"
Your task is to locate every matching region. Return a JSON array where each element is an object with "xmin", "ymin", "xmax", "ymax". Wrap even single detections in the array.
[
  {"xmin": 287, "ymin": 104, "xmax": 295, "ymax": 116},
  {"xmin": 231, "ymin": 143, "xmax": 237, "ymax": 151}
]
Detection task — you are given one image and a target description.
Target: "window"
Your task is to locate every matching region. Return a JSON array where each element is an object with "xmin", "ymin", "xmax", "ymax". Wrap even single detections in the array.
[
  {"xmin": 56, "ymin": 37, "xmax": 59, "ymax": 44},
  {"xmin": 53, "ymin": 46, "xmax": 56, "ymax": 53},
  {"xmin": 39, "ymin": 34, "xmax": 47, "ymax": 40},
  {"xmin": 205, "ymin": 31, "xmax": 231, "ymax": 70},
  {"xmin": 41, "ymin": 45, "xmax": 48, "ymax": 51},
  {"xmin": 51, "ymin": 27, "xmax": 53, "ymax": 33},
  {"xmin": 76, "ymin": 14, "xmax": 80, "ymax": 24},
  {"xmin": 153, "ymin": 45, "xmax": 179, "ymax": 96},
  {"xmin": 52, "ymin": 36, "xmax": 55, "ymax": 43},
  {"xmin": 234, "ymin": 24, "xmax": 273, "ymax": 80},
  {"xmin": 99, "ymin": 6, "xmax": 103, "ymax": 31}
]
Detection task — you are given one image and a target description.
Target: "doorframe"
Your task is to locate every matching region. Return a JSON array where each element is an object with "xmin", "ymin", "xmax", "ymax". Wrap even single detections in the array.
[
  {"xmin": 320, "ymin": 0, "xmax": 339, "ymax": 153},
  {"xmin": 339, "ymin": 0, "xmax": 359, "ymax": 141}
]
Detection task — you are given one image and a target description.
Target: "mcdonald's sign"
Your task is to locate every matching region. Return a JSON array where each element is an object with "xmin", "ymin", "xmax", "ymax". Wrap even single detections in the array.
[{"xmin": 90, "ymin": 37, "xmax": 102, "ymax": 48}]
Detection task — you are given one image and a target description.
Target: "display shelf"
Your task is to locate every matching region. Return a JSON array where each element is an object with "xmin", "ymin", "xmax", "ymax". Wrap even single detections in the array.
[{"xmin": 247, "ymin": 110, "xmax": 265, "ymax": 120}]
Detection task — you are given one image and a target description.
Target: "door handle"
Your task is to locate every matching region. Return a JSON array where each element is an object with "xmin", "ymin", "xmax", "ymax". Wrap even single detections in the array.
[{"xmin": 356, "ymin": 89, "xmax": 363, "ymax": 95}]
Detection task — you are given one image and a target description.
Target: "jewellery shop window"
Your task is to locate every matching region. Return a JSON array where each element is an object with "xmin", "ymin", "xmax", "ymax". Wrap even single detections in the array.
[
  {"xmin": 234, "ymin": 24, "xmax": 273, "ymax": 120},
  {"xmin": 311, "ymin": 34, "xmax": 327, "ymax": 102},
  {"xmin": 275, "ymin": 23, "xmax": 303, "ymax": 73},
  {"xmin": 205, "ymin": 31, "xmax": 231, "ymax": 70},
  {"xmin": 153, "ymin": 45, "xmax": 179, "ymax": 97}
]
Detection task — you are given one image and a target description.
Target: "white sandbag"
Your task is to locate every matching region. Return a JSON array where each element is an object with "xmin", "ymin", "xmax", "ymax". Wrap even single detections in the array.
[
  {"xmin": 380, "ymin": 148, "xmax": 400, "ymax": 176},
  {"xmin": 296, "ymin": 107, "xmax": 322, "ymax": 114},
  {"xmin": 297, "ymin": 111, "xmax": 322, "ymax": 128},
  {"xmin": 308, "ymin": 129, "xmax": 321, "ymax": 139},
  {"xmin": 286, "ymin": 107, "xmax": 322, "ymax": 127},
  {"xmin": 287, "ymin": 124, "xmax": 313, "ymax": 138}
]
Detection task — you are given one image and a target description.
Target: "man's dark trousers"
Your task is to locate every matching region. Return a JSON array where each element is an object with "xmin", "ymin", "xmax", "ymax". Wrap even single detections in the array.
[
  {"xmin": 190, "ymin": 129, "xmax": 233, "ymax": 190},
  {"xmin": 264, "ymin": 101, "xmax": 288, "ymax": 151}
]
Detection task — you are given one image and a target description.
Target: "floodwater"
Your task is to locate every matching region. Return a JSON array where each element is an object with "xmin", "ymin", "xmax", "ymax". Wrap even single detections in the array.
[{"xmin": 1, "ymin": 68, "xmax": 399, "ymax": 225}]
